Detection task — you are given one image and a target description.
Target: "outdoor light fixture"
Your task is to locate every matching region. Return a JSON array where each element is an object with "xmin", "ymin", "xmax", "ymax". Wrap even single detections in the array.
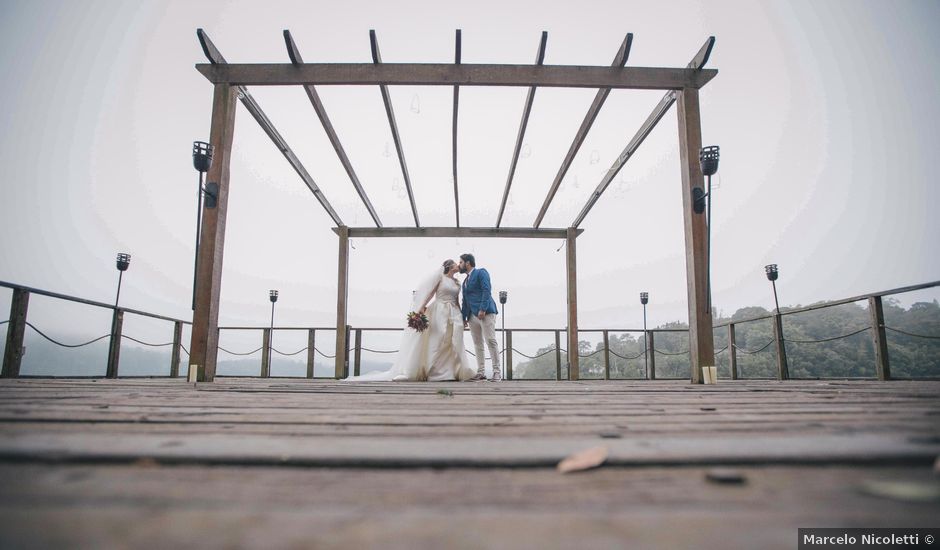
[
  {"xmin": 270, "ymin": 290, "xmax": 279, "ymax": 303},
  {"xmin": 499, "ymin": 291, "xmax": 507, "ymax": 304},
  {"xmin": 114, "ymin": 253, "xmax": 131, "ymax": 307},
  {"xmin": 116, "ymin": 253, "xmax": 131, "ymax": 272},
  {"xmin": 640, "ymin": 291, "xmax": 649, "ymax": 378},
  {"xmin": 765, "ymin": 264, "xmax": 781, "ymax": 313},
  {"xmin": 192, "ymin": 141, "xmax": 213, "ymax": 173}
]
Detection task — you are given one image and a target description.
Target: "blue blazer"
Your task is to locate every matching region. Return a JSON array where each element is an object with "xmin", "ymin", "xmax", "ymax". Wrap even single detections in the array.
[{"xmin": 461, "ymin": 268, "xmax": 499, "ymax": 321}]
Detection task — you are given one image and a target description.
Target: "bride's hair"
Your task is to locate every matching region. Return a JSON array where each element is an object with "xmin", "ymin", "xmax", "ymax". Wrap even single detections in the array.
[{"xmin": 442, "ymin": 259, "xmax": 456, "ymax": 274}]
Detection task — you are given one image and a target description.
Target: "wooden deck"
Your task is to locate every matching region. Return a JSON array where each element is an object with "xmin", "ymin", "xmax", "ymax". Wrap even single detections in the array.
[{"xmin": 1, "ymin": 378, "xmax": 938, "ymax": 549}]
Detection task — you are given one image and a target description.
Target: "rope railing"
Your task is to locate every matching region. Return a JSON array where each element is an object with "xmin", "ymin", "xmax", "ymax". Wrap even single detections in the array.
[
  {"xmin": 577, "ymin": 348, "xmax": 605, "ymax": 358},
  {"xmin": 733, "ymin": 340, "xmax": 774, "ymax": 355},
  {"xmin": 509, "ymin": 347, "xmax": 558, "ymax": 360},
  {"xmin": 218, "ymin": 346, "xmax": 263, "ymax": 356},
  {"xmin": 654, "ymin": 348, "xmax": 689, "ymax": 356},
  {"xmin": 885, "ymin": 326, "xmax": 940, "ymax": 340},
  {"xmin": 714, "ymin": 345, "xmax": 729, "ymax": 354},
  {"xmin": 784, "ymin": 326, "xmax": 870, "ymax": 344},
  {"xmin": 24, "ymin": 322, "xmax": 110, "ymax": 349},
  {"xmin": 271, "ymin": 346, "xmax": 308, "ymax": 357},
  {"xmin": 122, "ymin": 335, "xmax": 174, "ymax": 347},
  {"xmin": 314, "ymin": 347, "xmax": 336, "ymax": 359},
  {"xmin": 609, "ymin": 348, "xmax": 646, "ymax": 361}
]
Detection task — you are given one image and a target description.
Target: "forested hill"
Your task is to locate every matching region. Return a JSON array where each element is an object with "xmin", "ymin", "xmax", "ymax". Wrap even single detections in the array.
[{"xmin": 515, "ymin": 299, "xmax": 940, "ymax": 380}]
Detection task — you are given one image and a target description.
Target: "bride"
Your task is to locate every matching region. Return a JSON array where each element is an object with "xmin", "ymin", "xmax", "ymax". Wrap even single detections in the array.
[{"xmin": 344, "ymin": 259, "xmax": 476, "ymax": 382}]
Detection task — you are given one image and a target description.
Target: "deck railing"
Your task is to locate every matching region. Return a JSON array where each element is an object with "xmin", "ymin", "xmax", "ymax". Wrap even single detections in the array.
[{"xmin": 2, "ymin": 279, "xmax": 938, "ymax": 380}]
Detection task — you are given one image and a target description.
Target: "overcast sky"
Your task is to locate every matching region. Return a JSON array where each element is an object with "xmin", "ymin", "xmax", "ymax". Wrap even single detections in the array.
[{"xmin": 1, "ymin": 0, "xmax": 938, "ymax": 350}]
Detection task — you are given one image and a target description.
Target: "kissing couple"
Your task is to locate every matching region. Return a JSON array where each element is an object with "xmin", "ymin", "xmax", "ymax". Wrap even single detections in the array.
[{"xmin": 345, "ymin": 253, "xmax": 502, "ymax": 382}]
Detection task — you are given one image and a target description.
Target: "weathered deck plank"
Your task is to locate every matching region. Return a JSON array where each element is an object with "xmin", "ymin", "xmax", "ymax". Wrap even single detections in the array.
[{"xmin": 0, "ymin": 378, "xmax": 938, "ymax": 548}]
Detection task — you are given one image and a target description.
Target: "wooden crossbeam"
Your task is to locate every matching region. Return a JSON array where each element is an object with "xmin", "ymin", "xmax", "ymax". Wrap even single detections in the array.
[
  {"xmin": 571, "ymin": 37, "xmax": 716, "ymax": 228},
  {"xmin": 496, "ymin": 31, "xmax": 547, "ymax": 228},
  {"xmin": 283, "ymin": 30, "xmax": 382, "ymax": 227},
  {"xmin": 452, "ymin": 30, "xmax": 461, "ymax": 227},
  {"xmin": 195, "ymin": 63, "xmax": 717, "ymax": 90},
  {"xmin": 196, "ymin": 29, "xmax": 344, "ymax": 226},
  {"xmin": 334, "ymin": 227, "xmax": 582, "ymax": 239},
  {"xmin": 532, "ymin": 34, "xmax": 633, "ymax": 228},
  {"xmin": 370, "ymin": 30, "xmax": 421, "ymax": 227}
]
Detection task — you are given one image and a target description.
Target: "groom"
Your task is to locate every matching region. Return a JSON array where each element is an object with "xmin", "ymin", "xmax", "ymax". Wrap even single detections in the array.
[{"xmin": 459, "ymin": 253, "xmax": 501, "ymax": 382}]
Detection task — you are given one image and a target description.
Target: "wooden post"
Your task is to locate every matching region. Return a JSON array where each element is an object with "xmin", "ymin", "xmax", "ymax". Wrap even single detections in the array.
[
  {"xmin": 505, "ymin": 330, "xmax": 513, "ymax": 380},
  {"xmin": 335, "ymin": 227, "xmax": 350, "ymax": 379},
  {"xmin": 2, "ymin": 289, "xmax": 29, "ymax": 378},
  {"xmin": 647, "ymin": 330, "xmax": 656, "ymax": 380},
  {"xmin": 728, "ymin": 323, "xmax": 738, "ymax": 380},
  {"xmin": 676, "ymin": 88, "xmax": 715, "ymax": 384},
  {"xmin": 566, "ymin": 228, "xmax": 579, "ymax": 380},
  {"xmin": 773, "ymin": 313, "xmax": 789, "ymax": 380},
  {"xmin": 354, "ymin": 329, "xmax": 362, "ymax": 376},
  {"xmin": 261, "ymin": 328, "xmax": 271, "ymax": 378},
  {"xmin": 868, "ymin": 296, "xmax": 890, "ymax": 380},
  {"xmin": 106, "ymin": 309, "xmax": 124, "ymax": 379},
  {"xmin": 306, "ymin": 329, "xmax": 315, "ymax": 379},
  {"xmin": 190, "ymin": 82, "xmax": 238, "ymax": 383},
  {"xmin": 170, "ymin": 321, "xmax": 183, "ymax": 377},
  {"xmin": 554, "ymin": 330, "xmax": 562, "ymax": 381},
  {"xmin": 603, "ymin": 330, "xmax": 610, "ymax": 380}
]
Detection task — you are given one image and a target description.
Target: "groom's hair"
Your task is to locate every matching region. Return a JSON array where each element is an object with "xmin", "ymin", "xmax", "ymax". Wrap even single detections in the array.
[{"xmin": 460, "ymin": 253, "xmax": 475, "ymax": 267}]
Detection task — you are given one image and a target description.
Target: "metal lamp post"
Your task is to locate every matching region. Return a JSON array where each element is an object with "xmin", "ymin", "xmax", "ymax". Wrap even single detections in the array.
[
  {"xmin": 115, "ymin": 253, "xmax": 131, "ymax": 307},
  {"xmin": 269, "ymin": 289, "xmax": 279, "ymax": 355},
  {"xmin": 696, "ymin": 145, "xmax": 719, "ymax": 315},
  {"xmin": 640, "ymin": 292, "xmax": 649, "ymax": 378},
  {"xmin": 191, "ymin": 141, "xmax": 214, "ymax": 310},
  {"xmin": 765, "ymin": 264, "xmax": 780, "ymax": 313},
  {"xmin": 499, "ymin": 291, "xmax": 508, "ymax": 370}
]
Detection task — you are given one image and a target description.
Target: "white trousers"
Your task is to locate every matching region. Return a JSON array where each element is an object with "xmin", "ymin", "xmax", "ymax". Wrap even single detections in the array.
[{"xmin": 469, "ymin": 313, "xmax": 500, "ymax": 373}]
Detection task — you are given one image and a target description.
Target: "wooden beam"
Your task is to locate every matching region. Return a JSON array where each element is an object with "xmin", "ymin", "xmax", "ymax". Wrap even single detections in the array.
[
  {"xmin": 370, "ymin": 30, "xmax": 421, "ymax": 227},
  {"xmin": 566, "ymin": 228, "xmax": 579, "ymax": 380},
  {"xmin": 452, "ymin": 29, "xmax": 461, "ymax": 227},
  {"xmin": 196, "ymin": 63, "xmax": 717, "ymax": 90},
  {"xmin": 261, "ymin": 328, "xmax": 271, "ymax": 378},
  {"xmin": 196, "ymin": 29, "xmax": 344, "ymax": 227},
  {"xmin": 868, "ymin": 296, "xmax": 891, "ymax": 380},
  {"xmin": 1, "ymin": 289, "xmax": 29, "ymax": 378},
  {"xmin": 676, "ymin": 87, "xmax": 715, "ymax": 384},
  {"xmin": 534, "ymin": 33, "xmax": 633, "ymax": 228},
  {"xmin": 170, "ymin": 321, "xmax": 183, "ymax": 378},
  {"xmin": 496, "ymin": 31, "xmax": 547, "ymax": 228},
  {"xmin": 773, "ymin": 313, "xmax": 789, "ymax": 380},
  {"xmin": 306, "ymin": 329, "xmax": 315, "ymax": 379},
  {"xmin": 728, "ymin": 323, "xmax": 738, "ymax": 380},
  {"xmin": 283, "ymin": 30, "xmax": 382, "ymax": 227},
  {"xmin": 572, "ymin": 36, "xmax": 716, "ymax": 228},
  {"xmin": 106, "ymin": 309, "xmax": 123, "ymax": 379},
  {"xmin": 335, "ymin": 227, "xmax": 350, "ymax": 379},
  {"xmin": 335, "ymin": 227, "xmax": 582, "ymax": 239},
  {"xmin": 572, "ymin": 91, "xmax": 675, "ymax": 227},
  {"xmin": 189, "ymin": 81, "xmax": 238, "ymax": 383}
]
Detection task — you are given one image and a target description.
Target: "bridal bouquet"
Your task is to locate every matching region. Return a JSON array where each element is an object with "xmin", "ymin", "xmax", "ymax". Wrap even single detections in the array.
[{"xmin": 406, "ymin": 311, "xmax": 430, "ymax": 332}]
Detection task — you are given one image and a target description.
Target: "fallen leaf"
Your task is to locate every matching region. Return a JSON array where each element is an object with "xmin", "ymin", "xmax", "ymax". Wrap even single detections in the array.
[
  {"xmin": 858, "ymin": 480, "xmax": 940, "ymax": 503},
  {"xmin": 705, "ymin": 468, "xmax": 747, "ymax": 484},
  {"xmin": 557, "ymin": 446, "xmax": 608, "ymax": 473}
]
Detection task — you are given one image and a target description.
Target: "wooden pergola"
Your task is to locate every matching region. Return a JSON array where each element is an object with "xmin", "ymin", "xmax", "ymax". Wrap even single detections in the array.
[{"xmin": 189, "ymin": 29, "xmax": 718, "ymax": 383}]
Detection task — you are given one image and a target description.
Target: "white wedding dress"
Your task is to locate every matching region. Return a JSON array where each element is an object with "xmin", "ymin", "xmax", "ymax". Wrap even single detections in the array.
[{"xmin": 344, "ymin": 274, "xmax": 476, "ymax": 382}]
